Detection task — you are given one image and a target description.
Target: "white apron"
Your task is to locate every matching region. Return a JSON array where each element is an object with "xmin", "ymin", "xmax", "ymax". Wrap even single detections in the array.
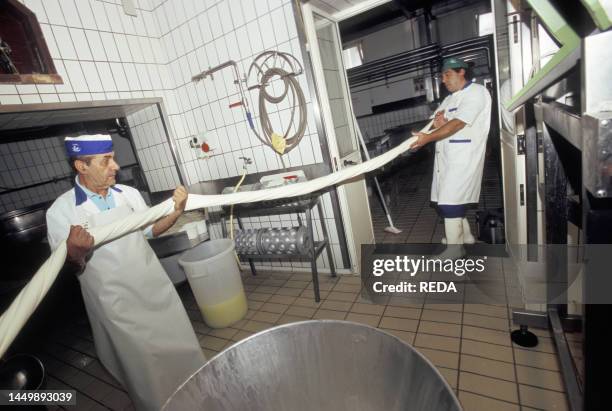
[
  {"xmin": 430, "ymin": 82, "xmax": 491, "ymax": 205},
  {"xmin": 76, "ymin": 192, "xmax": 205, "ymax": 410}
]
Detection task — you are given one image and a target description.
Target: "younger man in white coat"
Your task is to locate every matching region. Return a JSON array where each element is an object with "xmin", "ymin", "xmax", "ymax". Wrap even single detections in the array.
[{"xmin": 411, "ymin": 58, "xmax": 492, "ymax": 255}]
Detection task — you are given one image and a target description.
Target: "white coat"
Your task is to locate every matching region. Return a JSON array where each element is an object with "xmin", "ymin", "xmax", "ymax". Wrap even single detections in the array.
[
  {"xmin": 46, "ymin": 183, "xmax": 206, "ymax": 410},
  {"xmin": 431, "ymin": 82, "xmax": 492, "ymax": 205}
]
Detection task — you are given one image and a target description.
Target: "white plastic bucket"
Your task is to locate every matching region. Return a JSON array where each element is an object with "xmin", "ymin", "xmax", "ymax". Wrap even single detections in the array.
[{"xmin": 178, "ymin": 239, "xmax": 247, "ymax": 328}]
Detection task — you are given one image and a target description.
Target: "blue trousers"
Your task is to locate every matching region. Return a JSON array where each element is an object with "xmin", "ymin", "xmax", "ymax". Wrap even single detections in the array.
[{"xmin": 437, "ymin": 204, "xmax": 466, "ymax": 218}]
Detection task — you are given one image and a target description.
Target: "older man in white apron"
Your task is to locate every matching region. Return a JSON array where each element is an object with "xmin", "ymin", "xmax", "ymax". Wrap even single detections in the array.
[
  {"xmin": 411, "ymin": 58, "xmax": 492, "ymax": 256},
  {"xmin": 46, "ymin": 134, "xmax": 206, "ymax": 410}
]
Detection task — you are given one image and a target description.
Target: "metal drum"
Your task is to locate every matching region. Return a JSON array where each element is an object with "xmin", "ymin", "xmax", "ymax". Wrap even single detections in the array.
[
  {"xmin": 163, "ymin": 320, "xmax": 462, "ymax": 411},
  {"xmin": 259, "ymin": 226, "xmax": 310, "ymax": 255},
  {"xmin": 234, "ymin": 227, "xmax": 310, "ymax": 255},
  {"xmin": 233, "ymin": 229, "xmax": 260, "ymax": 255}
]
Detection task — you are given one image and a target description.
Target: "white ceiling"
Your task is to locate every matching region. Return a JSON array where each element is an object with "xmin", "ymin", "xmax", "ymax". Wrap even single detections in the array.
[{"xmin": 307, "ymin": 0, "xmax": 391, "ymax": 19}]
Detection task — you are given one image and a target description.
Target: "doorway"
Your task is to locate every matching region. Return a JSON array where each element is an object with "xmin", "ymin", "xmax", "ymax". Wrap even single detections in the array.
[{"xmin": 302, "ymin": 0, "xmax": 503, "ymax": 246}]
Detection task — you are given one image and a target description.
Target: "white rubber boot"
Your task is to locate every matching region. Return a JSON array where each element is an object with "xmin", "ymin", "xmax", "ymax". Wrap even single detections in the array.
[
  {"xmin": 441, "ymin": 218, "xmax": 475, "ymax": 244},
  {"xmin": 438, "ymin": 218, "xmax": 466, "ymax": 259}
]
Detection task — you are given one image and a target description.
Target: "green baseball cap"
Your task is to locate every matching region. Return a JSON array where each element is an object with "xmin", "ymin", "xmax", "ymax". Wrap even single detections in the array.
[{"xmin": 441, "ymin": 57, "xmax": 468, "ymax": 71}]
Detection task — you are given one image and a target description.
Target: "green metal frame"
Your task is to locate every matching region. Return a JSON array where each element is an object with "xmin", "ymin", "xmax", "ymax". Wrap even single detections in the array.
[
  {"xmin": 581, "ymin": 0, "xmax": 612, "ymax": 30},
  {"xmin": 506, "ymin": 0, "xmax": 580, "ymax": 111}
]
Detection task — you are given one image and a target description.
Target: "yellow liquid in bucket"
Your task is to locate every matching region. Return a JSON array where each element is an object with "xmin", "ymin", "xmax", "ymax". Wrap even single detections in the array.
[{"xmin": 199, "ymin": 292, "xmax": 248, "ymax": 329}]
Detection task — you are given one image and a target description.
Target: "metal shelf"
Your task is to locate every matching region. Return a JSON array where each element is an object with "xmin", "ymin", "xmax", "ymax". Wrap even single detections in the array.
[
  {"xmin": 222, "ymin": 196, "xmax": 320, "ymax": 217},
  {"xmin": 239, "ymin": 241, "xmax": 328, "ymax": 261},
  {"xmin": 221, "ymin": 194, "xmax": 336, "ymax": 302}
]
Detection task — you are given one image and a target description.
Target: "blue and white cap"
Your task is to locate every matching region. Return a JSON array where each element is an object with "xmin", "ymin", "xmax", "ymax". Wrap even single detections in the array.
[{"xmin": 65, "ymin": 134, "xmax": 113, "ymax": 157}]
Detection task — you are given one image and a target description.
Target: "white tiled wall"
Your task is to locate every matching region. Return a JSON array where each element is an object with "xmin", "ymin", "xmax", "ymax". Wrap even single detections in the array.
[
  {"xmin": 158, "ymin": 0, "xmax": 323, "ymax": 187},
  {"xmin": 151, "ymin": 0, "xmax": 339, "ymax": 271},
  {"xmin": 1, "ymin": 0, "xmax": 346, "ymax": 272},
  {"xmin": 127, "ymin": 104, "xmax": 180, "ymax": 192}
]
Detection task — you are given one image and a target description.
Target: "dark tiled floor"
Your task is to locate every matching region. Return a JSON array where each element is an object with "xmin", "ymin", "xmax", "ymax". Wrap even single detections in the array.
[
  {"xmin": 369, "ymin": 145, "xmax": 503, "ymax": 245},
  {"xmin": 34, "ymin": 146, "xmax": 572, "ymax": 410}
]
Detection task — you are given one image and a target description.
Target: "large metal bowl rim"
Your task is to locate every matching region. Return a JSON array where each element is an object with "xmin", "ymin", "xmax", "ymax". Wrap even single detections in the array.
[{"xmin": 163, "ymin": 320, "xmax": 462, "ymax": 410}]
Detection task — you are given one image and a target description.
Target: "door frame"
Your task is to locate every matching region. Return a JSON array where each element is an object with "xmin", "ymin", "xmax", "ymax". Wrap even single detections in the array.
[
  {"xmin": 291, "ymin": 2, "xmax": 351, "ymax": 270},
  {"xmin": 302, "ymin": 3, "xmax": 360, "ymax": 169},
  {"xmin": 301, "ymin": 2, "xmax": 375, "ymax": 273}
]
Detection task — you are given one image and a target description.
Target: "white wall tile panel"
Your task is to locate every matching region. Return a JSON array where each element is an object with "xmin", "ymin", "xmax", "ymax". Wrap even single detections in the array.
[
  {"xmin": 39, "ymin": 25, "xmax": 61, "ymax": 61},
  {"xmin": 18, "ymin": 94, "xmax": 40, "ymax": 104},
  {"xmin": 75, "ymin": 92, "xmax": 93, "ymax": 101},
  {"xmin": 52, "ymin": 26, "xmax": 77, "ymax": 60},
  {"xmin": 79, "ymin": 62, "xmax": 102, "ymax": 91},
  {"xmin": 99, "ymin": 32, "xmax": 120, "ymax": 62},
  {"xmin": 40, "ymin": 94, "xmax": 60, "ymax": 103},
  {"xmin": 108, "ymin": 63, "xmax": 128, "ymax": 90},
  {"xmin": 121, "ymin": 13, "xmax": 137, "ymax": 36},
  {"xmin": 207, "ymin": 6, "xmax": 222, "ymax": 40},
  {"xmin": 105, "ymin": 3, "xmax": 124, "ymax": 33},
  {"xmin": 74, "ymin": 0, "xmax": 97, "ymax": 30},
  {"xmin": 123, "ymin": 63, "xmax": 141, "ymax": 89},
  {"xmin": 42, "ymin": 0, "xmax": 66, "ymax": 26},
  {"xmin": 141, "ymin": 37, "xmax": 155, "ymax": 64},
  {"xmin": 254, "ymin": 1, "xmax": 269, "ymax": 17},
  {"xmin": 0, "ymin": 84, "xmax": 18, "ymax": 95},
  {"xmin": 24, "ymin": 0, "xmax": 48, "ymax": 23},
  {"xmin": 163, "ymin": 1, "xmax": 178, "ymax": 32},
  {"xmin": 114, "ymin": 34, "xmax": 132, "ymax": 62},
  {"xmin": 84, "ymin": 30, "xmax": 106, "ymax": 60},
  {"xmin": 246, "ymin": 20, "xmax": 264, "ymax": 52},
  {"xmin": 60, "ymin": 0, "xmax": 81, "ymax": 28},
  {"xmin": 58, "ymin": 93, "xmax": 76, "ymax": 102},
  {"xmin": 218, "ymin": 2, "xmax": 233, "ymax": 35},
  {"xmin": 15, "ymin": 84, "xmax": 37, "ymax": 94},
  {"xmin": 173, "ymin": 0, "xmax": 187, "ymax": 28},
  {"xmin": 196, "ymin": 13, "xmax": 213, "ymax": 44}
]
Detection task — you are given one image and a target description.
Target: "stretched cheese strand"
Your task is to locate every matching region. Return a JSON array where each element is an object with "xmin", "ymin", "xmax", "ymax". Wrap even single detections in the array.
[
  {"xmin": 0, "ymin": 134, "xmax": 421, "ymax": 357},
  {"xmin": 0, "ymin": 199, "xmax": 175, "ymax": 358},
  {"xmin": 184, "ymin": 136, "xmax": 419, "ymax": 210}
]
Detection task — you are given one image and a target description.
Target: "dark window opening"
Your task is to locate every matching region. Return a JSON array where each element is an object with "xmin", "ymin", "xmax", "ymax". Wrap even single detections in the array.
[{"xmin": 0, "ymin": 0, "xmax": 62, "ymax": 85}]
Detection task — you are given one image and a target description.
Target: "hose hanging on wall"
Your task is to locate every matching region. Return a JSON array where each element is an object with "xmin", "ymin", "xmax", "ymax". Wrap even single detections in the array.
[{"xmin": 246, "ymin": 51, "xmax": 307, "ymax": 155}]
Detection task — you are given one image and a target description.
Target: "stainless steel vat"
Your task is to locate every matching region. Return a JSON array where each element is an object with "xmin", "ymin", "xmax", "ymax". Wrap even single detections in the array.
[{"xmin": 163, "ymin": 320, "xmax": 462, "ymax": 411}]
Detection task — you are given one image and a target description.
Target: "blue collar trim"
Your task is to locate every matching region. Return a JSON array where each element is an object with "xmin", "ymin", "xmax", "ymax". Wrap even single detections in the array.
[
  {"xmin": 74, "ymin": 184, "xmax": 88, "ymax": 206},
  {"xmin": 74, "ymin": 176, "xmax": 121, "ymax": 206}
]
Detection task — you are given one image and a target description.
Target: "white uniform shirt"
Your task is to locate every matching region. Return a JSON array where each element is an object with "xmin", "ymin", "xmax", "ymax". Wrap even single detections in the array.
[
  {"xmin": 46, "ymin": 183, "xmax": 152, "ymax": 251},
  {"xmin": 431, "ymin": 82, "xmax": 492, "ymax": 205}
]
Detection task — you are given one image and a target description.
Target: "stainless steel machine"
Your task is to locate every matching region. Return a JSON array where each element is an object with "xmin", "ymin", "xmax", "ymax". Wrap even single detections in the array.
[{"xmin": 493, "ymin": 1, "xmax": 612, "ymax": 409}]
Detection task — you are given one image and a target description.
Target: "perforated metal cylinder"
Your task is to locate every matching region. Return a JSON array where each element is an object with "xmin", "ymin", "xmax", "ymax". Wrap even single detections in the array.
[{"xmin": 259, "ymin": 227, "xmax": 309, "ymax": 255}]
